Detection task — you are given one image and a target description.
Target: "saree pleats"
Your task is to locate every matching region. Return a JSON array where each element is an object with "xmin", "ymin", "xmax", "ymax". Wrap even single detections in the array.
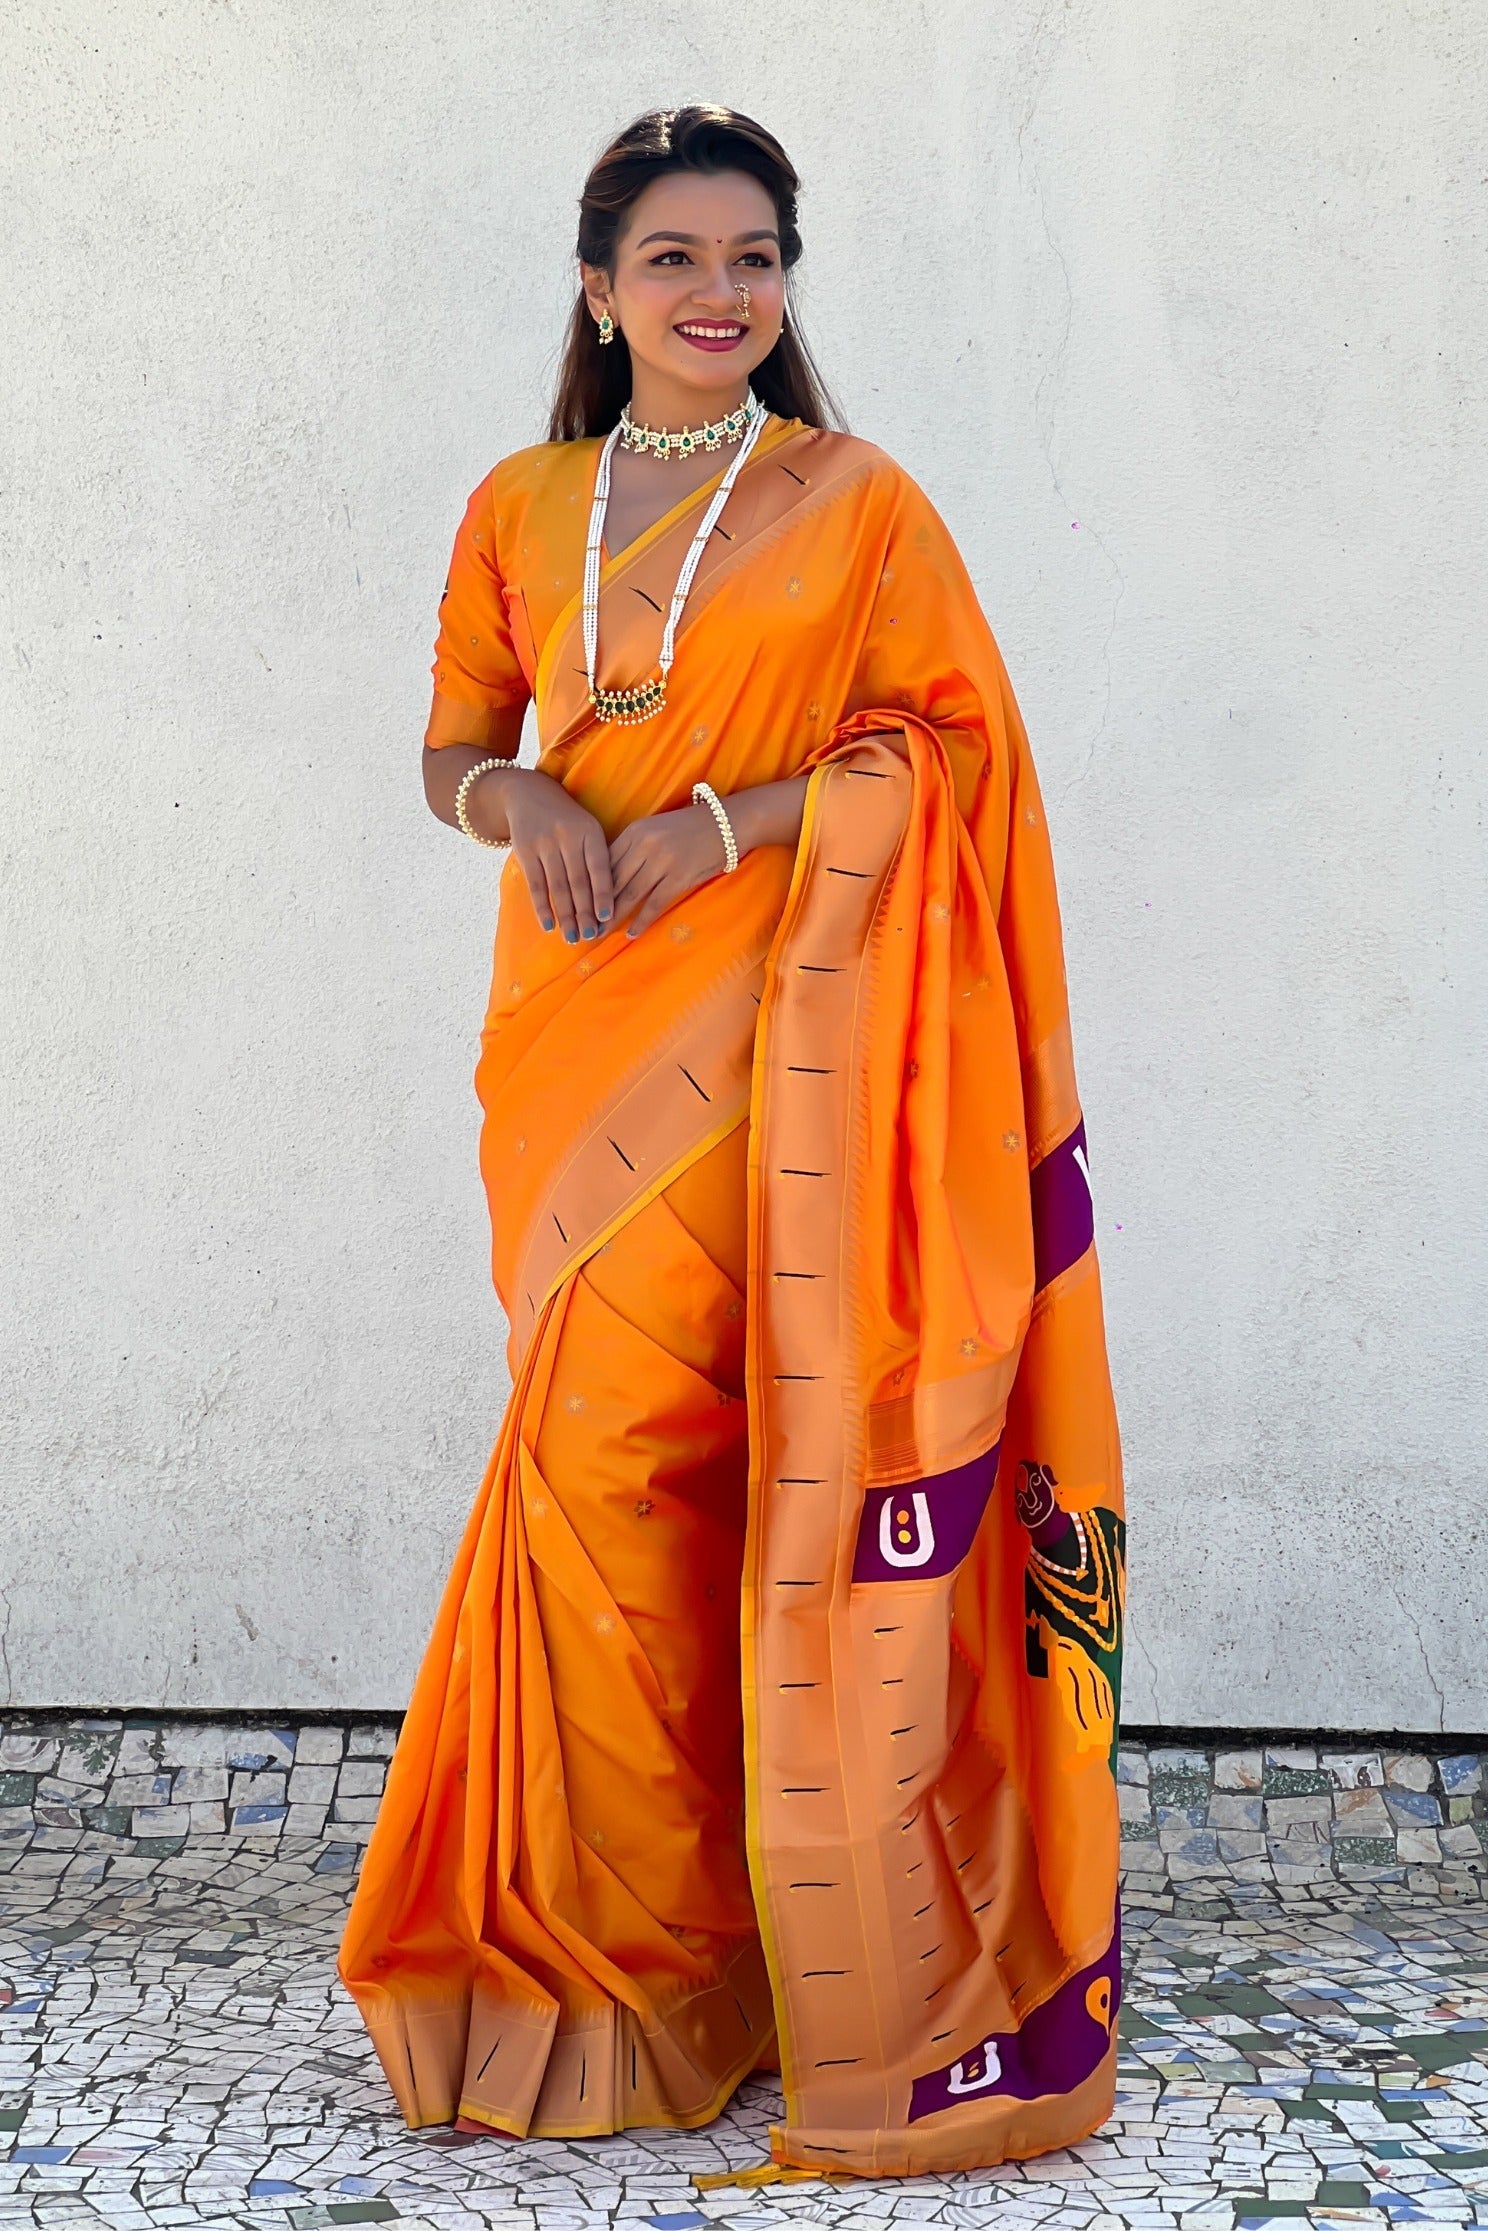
[
  {"xmin": 340, "ymin": 1124, "xmax": 777, "ymax": 2135},
  {"xmin": 341, "ymin": 420, "xmax": 1124, "ymax": 2170}
]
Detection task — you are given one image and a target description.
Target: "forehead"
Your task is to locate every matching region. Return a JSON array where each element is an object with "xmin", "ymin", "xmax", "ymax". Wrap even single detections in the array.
[{"xmin": 620, "ymin": 167, "xmax": 778, "ymax": 245}]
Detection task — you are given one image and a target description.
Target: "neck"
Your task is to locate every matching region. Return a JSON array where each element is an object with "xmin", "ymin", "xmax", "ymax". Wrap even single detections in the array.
[{"xmin": 625, "ymin": 367, "xmax": 751, "ymax": 430}]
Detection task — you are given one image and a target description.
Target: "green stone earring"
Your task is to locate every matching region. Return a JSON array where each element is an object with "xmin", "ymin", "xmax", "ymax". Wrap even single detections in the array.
[{"xmin": 597, "ymin": 309, "xmax": 615, "ymax": 347}]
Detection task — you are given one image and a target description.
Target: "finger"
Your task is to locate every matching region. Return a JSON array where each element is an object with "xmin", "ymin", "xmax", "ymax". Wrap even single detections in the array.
[
  {"xmin": 612, "ymin": 854, "xmax": 667, "ymax": 930},
  {"xmin": 585, "ymin": 824, "xmax": 616, "ymax": 929},
  {"xmin": 517, "ymin": 847, "xmax": 555, "ymax": 934},
  {"xmin": 626, "ymin": 873, "xmax": 677, "ymax": 940},
  {"xmin": 560, "ymin": 836, "xmax": 599, "ymax": 942},
  {"xmin": 609, "ymin": 846, "xmax": 657, "ymax": 913},
  {"xmin": 606, "ymin": 828, "xmax": 639, "ymax": 895},
  {"xmin": 543, "ymin": 848, "xmax": 580, "ymax": 945}
]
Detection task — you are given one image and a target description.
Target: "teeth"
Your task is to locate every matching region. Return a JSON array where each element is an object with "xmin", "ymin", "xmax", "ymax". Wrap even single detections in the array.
[{"xmin": 679, "ymin": 323, "xmax": 743, "ymax": 337}]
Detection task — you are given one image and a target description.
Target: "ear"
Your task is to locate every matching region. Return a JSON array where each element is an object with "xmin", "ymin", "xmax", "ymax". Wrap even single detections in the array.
[{"xmin": 579, "ymin": 263, "xmax": 612, "ymax": 329}]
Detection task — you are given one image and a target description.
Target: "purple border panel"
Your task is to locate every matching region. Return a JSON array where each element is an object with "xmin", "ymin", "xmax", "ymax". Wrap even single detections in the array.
[
  {"xmin": 852, "ymin": 1442, "xmax": 1001, "ymax": 1583},
  {"xmin": 1031, "ymin": 1119, "xmax": 1094, "ymax": 1293},
  {"xmin": 908, "ymin": 1909, "xmax": 1121, "ymax": 2120}
]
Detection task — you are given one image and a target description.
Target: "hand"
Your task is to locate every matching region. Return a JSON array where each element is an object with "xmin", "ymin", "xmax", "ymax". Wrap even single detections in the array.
[
  {"xmin": 608, "ymin": 802, "xmax": 734, "ymax": 940},
  {"xmin": 488, "ymin": 768, "xmax": 615, "ymax": 943}
]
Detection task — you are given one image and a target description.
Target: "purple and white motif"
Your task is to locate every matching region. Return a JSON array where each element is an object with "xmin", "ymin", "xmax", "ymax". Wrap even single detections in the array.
[
  {"xmin": 907, "ymin": 1915, "xmax": 1121, "ymax": 2120},
  {"xmin": 852, "ymin": 1442, "xmax": 1001, "ymax": 1584}
]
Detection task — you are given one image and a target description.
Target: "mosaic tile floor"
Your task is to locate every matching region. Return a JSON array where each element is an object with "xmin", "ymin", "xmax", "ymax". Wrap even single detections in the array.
[
  {"xmin": 3, "ymin": 1830, "xmax": 1488, "ymax": 2231},
  {"xmin": 6, "ymin": 1720, "xmax": 1486, "ymax": 1896}
]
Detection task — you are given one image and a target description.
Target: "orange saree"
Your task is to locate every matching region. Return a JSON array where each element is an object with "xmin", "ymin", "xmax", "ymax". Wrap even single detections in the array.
[{"xmin": 338, "ymin": 415, "xmax": 1125, "ymax": 2176}]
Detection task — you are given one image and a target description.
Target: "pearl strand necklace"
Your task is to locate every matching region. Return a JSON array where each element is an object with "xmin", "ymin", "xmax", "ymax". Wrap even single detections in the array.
[{"xmin": 582, "ymin": 391, "xmax": 766, "ymax": 725}]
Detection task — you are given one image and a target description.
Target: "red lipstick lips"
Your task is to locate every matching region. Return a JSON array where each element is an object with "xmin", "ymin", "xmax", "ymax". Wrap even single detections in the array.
[{"xmin": 674, "ymin": 321, "xmax": 747, "ymax": 353}]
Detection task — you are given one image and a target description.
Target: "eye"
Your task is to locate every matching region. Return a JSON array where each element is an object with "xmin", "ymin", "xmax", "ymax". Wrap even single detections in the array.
[
  {"xmin": 737, "ymin": 252, "xmax": 775, "ymax": 268},
  {"xmin": 649, "ymin": 250, "xmax": 692, "ymax": 266}
]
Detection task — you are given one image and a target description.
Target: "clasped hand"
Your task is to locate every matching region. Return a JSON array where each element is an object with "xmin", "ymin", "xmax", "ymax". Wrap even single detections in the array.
[{"xmin": 503, "ymin": 770, "xmax": 730, "ymax": 945}]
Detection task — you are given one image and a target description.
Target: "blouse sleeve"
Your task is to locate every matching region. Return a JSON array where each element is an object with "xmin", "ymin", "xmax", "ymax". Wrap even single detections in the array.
[{"xmin": 424, "ymin": 473, "xmax": 531, "ymax": 751}]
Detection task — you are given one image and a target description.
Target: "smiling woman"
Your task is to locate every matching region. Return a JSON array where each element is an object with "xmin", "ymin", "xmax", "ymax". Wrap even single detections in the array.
[{"xmin": 338, "ymin": 104, "xmax": 1125, "ymax": 2178}]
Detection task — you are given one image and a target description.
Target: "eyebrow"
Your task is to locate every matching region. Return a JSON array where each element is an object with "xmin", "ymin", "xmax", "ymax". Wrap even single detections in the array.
[{"xmin": 633, "ymin": 228, "xmax": 780, "ymax": 248}]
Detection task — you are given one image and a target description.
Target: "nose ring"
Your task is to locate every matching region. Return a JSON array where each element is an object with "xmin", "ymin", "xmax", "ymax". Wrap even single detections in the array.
[{"xmin": 734, "ymin": 281, "xmax": 751, "ymax": 320}]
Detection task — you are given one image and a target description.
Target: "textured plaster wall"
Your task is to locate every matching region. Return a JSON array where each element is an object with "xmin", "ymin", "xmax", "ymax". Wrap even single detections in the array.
[{"xmin": 3, "ymin": 2, "xmax": 1485, "ymax": 1726}]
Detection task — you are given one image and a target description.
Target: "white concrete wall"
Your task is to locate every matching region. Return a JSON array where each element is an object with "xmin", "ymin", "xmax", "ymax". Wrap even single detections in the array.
[{"xmin": 3, "ymin": 1, "xmax": 1485, "ymax": 1727}]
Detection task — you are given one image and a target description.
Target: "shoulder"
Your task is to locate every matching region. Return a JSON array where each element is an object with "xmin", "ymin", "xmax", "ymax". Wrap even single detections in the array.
[
  {"xmin": 789, "ymin": 429, "xmax": 940, "ymax": 522},
  {"xmin": 458, "ymin": 438, "xmax": 599, "ymax": 533},
  {"xmin": 485, "ymin": 437, "xmax": 598, "ymax": 503}
]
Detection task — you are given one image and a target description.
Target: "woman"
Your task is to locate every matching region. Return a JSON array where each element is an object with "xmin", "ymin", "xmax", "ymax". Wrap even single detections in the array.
[{"xmin": 340, "ymin": 105, "xmax": 1125, "ymax": 2179}]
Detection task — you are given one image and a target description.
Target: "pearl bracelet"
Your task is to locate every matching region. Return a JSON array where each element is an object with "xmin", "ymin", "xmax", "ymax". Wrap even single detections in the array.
[
  {"xmin": 454, "ymin": 757, "xmax": 514, "ymax": 849},
  {"xmin": 691, "ymin": 781, "xmax": 739, "ymax": 874}
]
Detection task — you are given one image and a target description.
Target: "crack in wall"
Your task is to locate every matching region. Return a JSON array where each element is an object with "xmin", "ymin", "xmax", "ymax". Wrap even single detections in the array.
[
  {"xmin": 1129, "ymin": 1621, "xmax": 1163, "ymax": 1727},
  {"xmin": 1391, "ymin": 1585, "xmax": 1448, "ymax": 1735}
]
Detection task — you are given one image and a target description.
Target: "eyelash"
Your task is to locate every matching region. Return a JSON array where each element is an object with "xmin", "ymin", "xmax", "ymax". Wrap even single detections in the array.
[{"xmin": 648, "ymin": 250, "xmax": 773, "ymax": 268}]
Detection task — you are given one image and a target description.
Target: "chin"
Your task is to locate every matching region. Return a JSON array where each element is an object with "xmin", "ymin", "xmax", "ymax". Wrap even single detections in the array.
[{"xmin": 666, "ymin": 350, "xmax": 763, "ymax": 385}]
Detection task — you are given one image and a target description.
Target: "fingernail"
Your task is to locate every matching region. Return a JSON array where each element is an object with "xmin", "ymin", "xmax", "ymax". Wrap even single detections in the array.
[
  {"xmin": 540, "ymin": 916, "xmax": 554, "ymax": 932},
  {"xmin": 564, "ymin": 929, "xmax": 578, "ymax": 945},
  {"xmin": 581, "ymin": 926, "xmax": 596, "ymax": 940},
  {"xmin": 598, "ymin": 907, "xmax": 612, "ymax": 921}
]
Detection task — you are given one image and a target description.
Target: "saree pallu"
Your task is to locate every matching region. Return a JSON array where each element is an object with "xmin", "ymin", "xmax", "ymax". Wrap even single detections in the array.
[{"xmin": 339, "ymin": 417, "xmax": 1125, "ymax": 2176}]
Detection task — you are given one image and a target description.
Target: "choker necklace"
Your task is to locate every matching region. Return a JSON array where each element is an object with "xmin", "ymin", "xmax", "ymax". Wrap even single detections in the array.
[
  {"xmin": 617, "ymin": 393, "xmax": 757, "ymax": 462},
  {"xmin": 583, "ymin": 392, "xmax": 767, "ymax": 724}
]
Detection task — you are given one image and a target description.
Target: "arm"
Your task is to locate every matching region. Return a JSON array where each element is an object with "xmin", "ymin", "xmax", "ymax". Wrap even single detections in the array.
[
  {"xmin": 424, "ymin": 733, "xmax": 617, "ymax": 940},
  {"xmin": 607, "ymin": 774, "xmax": 809, "ymax": 940},
  {"xmin": 421, "ymin": 474, "xmax": 612, "ymax": 938},
  {"xmin": 421, "ymin": 723, "xmax": 524, "ymax": 836}
]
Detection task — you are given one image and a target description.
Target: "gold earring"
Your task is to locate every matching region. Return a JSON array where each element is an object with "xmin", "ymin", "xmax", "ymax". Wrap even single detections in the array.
[
  {"xmin": 734, "ymin": 282, "xmax": 751, "ymax": 320},
  {"xmin": 597, "ymin": 309, "xmax": 615, "ymax": 346}
]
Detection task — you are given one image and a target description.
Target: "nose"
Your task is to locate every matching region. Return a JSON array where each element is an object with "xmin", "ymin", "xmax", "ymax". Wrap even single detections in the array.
[{"xmin": 692, "ymin": 257, "xmax": 743, "ymax": 312}]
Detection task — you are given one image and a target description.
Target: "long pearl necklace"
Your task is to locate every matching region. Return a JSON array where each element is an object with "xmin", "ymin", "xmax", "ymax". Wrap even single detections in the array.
[{"xmin": 582, "ymin": 391, "xmax": 766, "ymax": 726}]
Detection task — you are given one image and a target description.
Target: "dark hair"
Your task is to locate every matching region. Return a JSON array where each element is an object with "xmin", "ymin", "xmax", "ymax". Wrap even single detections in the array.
[{"xmin": 548, "ymin": 106, "xmax": 843, "ymax": 441}]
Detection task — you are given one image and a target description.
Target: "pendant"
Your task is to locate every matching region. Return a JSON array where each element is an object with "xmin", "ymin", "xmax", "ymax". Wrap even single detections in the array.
[{"xmin": 591, "ymin": 673, "xmax": 667, "ymax": 725}]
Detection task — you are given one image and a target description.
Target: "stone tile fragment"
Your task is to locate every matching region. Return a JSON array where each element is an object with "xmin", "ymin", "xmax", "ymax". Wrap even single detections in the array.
[
  {"xmin": 1206, "ymin": 1793, "xmax": 1263, "ymax": 1830},
  {"xmin": 175, "ymin": 1766, "xmax": 229, "ymax": 1803},
  {"xmin": 346, "ymin": 1723, "xmax": 400, "ymax": 1758},
  {"xmin": 295, "ymin": 1727, "xmax": 348, "ymax": 1768},
  {"xmin": 337, "ymin": 1761, "xmax": 388, "ymax": 1800},
  {"xmin": 1214, "ymin": 1751, "xmax": 1264, "ymax": 1791},
  {"xmin": 1384, "ymin": 1753, "xmax": 1436, "ymax": 1792},
  {"xmin": 231, "ymin": 1770, "xmax": 290, "ymax": 1805},
  {"xmin": 225, "ymin": 1727, "xmax": 297, "ymax": 1771},
  {"xmin": 115, "ymin": 1725, "xmax": 164, "ymax": 1773},
  {"xmin": 1384, "ymin": 1786, "xmax": 1442, "ymax": 1826},
  {"xmin": 1321, "ymin": 1752, "xmax": 1385, "ymax": 1790},
  {"xmin": 0, "ymin": 1733, "xmax": 60, "ymax": 1772}
]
